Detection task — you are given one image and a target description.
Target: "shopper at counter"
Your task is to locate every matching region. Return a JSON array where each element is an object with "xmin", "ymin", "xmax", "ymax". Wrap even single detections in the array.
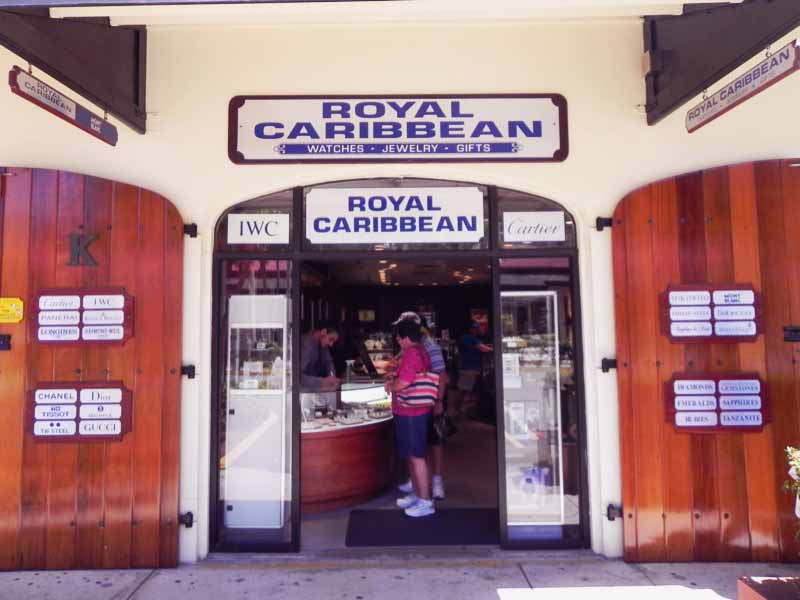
[
  {"xmin": 385, "ymin": 319, "xmax": 438, "ymax": 518},
  {"xmin": 301, "ymin": 321, "xmax": 341, "ymax": 391}
]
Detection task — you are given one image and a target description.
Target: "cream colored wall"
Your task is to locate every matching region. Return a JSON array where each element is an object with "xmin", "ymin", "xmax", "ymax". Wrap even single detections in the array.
[{"xmin": 1, "ymin": 19, "xmax": 799, "ymax": 562}]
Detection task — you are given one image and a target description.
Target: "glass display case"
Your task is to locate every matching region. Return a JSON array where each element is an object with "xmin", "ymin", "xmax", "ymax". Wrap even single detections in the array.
[
  {"xmin": 300, "ymin": 380, "xmax": 391, "ymax": 432},
  {"xmin": 222, "ymin": 294, "xmax": 290, "ymax": 530},
  {"xmin": 500, "ymin": 290, "xmax": 564, "ymax": 525}
]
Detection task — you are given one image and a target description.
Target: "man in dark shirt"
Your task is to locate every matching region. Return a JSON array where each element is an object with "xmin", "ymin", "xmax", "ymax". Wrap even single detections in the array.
[
  {"xmin": 301, "ymin": 321, "xmax": 340, "ymax": 391},
  {"xmin": 453, "ymin": 322, "xmax": 492, "ymax": 416}
]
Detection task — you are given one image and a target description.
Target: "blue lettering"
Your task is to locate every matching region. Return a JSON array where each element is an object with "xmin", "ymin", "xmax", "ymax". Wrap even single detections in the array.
[
  {"xmin": 355, "ymin": 102, "xmax": 385, "ymax": 118},
  {"xmin": 387, "ymin": 196, "xmax": 404, "ymax": 211},
  {"xmin": 440, "ymin": 121, "xmax": 465, "ymax": 138},
  {"xmin": 426, "ymin": 195, "xmax": 442, "ymax": 211},
  {"xmin": 387, "ymin": 101, "xmax": 415, "ymax": 118},
  {"xmin": 373, "ymin": 122, "xmax": 402, "ymax": 138},
  {"xmin": 436, "ymin": 217, "xmax": 455, "ymax": 232},
  {"xmin": 332, "ymin": 217, "xmax": 350, "ymax": 233},
  {"xmin": 381, "ymin": 217, "xmax": 397, "ymax": 232},
  {"xmin": 368, "ymin": 196, "xmax": 387, "ymax": 211},
  {"xmin": 348, "ymin": 196, "xmax": 366, "ymax": 212},
  {"xmin": 471, "ymin": 121, "xmax": 503, "ymax": 137},
  {"xmin": 400, "ymin": 217, "xmax": 416, "ymax": 232},
  {"xmin": 457, "ymin": 216, "xmax": 478, "ymax": 231},
  {"xmin": 314, "ymin": 217, "xmax": 331, "ymax": 233},
  {"xmin": 287, "ymin": 122, "xmax": 320, "ymax": 139},
  {"xmin": 322, "ymin": 102, "xmax": 349, "ymax": 118},
  {"xmin": 415, "ymin": 101, "xmax": 446, "ymax": 118},
  {"xmin": 245, "ymin": 221, "xmax": 264, "ymax": 235},
  {"xmin": 509, "ymin": 121, "xmax": 542, "ymax": 138},
  {"xmin": 451, "ymin": 101, "xmax": 474, "ymax": 118},
  {"xmin": 325, "ymin": 122, "xmax": 355, "ymax": 138},
  {"xmin": 254, "ymin": 122, "xmax": 283, "ymax": 139},
  {"xmin": 419, "ymin": 216, "xmax": 433, "ymax": 232},
  {"xmin": 406, "ymin": 196, "xmax": 424, "ymax": 211},
  {"xmin": 407, "ymin": 122, "xmax": 435, "ymax": 138},
  {"xmin": 353, "ymin": 217, "xmax": 370, "ymax": 232}
]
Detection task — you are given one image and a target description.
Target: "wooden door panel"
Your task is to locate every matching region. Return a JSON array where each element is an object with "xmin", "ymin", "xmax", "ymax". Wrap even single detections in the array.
[
  {"xmin": 0, "ymin": 168, "xmax": 183, "ymax": 570},
  {"xmin": 614, "ymin": 159, "xmax": 800, "ymax": 562}
]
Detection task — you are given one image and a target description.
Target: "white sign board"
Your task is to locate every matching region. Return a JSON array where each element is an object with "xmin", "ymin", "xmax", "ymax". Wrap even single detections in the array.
[
  {"xmin": 675, "ymin": 412, "xmax": 718, "ymax": 427},
  {"xmin": 305, "ymin": 187, "xmax": 484, "ymax": 245},
  {"xmin": 230, "ymin": 95, "xmax": 568, "ymax": 163},
  {"xmin": 227, "ymin": 213, "xmax": 291, "ymax": 245},
  {"xmin": 686, "ymin": 41, "xmax": 800, "ymax": 133},
  {"xmin": 502, "ymin": 211, "xmax": 566, "ymax": 243}
]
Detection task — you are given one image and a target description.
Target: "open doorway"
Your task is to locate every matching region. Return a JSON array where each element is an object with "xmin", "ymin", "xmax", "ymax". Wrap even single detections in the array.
[{"xmin": 299, "ymin": 257, "xmax": 498, "ymax": 549}]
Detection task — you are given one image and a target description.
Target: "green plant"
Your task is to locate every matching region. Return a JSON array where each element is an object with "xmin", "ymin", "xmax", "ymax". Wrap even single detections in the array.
[{"xmin": 783, "ymin": 446, "xmax": 800, "ymax": 540}]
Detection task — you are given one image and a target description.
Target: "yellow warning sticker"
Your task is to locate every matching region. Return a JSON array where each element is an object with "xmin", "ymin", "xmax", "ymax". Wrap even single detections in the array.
[{"xmin": 0, "ymin": 298, "xmax": 24, "ymax": 323}]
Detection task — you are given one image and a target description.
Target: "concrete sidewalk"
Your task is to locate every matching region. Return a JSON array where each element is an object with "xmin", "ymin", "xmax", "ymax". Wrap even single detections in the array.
[{"xmin": 0, "ymin": 549, "xmax": 797, "ymax": 600}]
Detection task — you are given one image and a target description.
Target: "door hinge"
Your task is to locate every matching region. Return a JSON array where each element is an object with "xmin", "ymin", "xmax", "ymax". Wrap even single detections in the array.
[
  {"xmin": 606, "ymin": 503, "xmax": 623, "ymax": 521},
  {"xmin": 178, "ymin": 511, "xmax": 194, "ymax": 528},
  {"xmin": 183, "ymin": 223, "xmax": 198, "ymax": 238},
  {"xmin": 181, "ymin": 364, "xmax": 196, "ymax": 379},
  {"xmin": 596, "ymin": 217, "xmax": 614, "ymax": 231},
  {"xmin": 601, "ymin": 358, "xmax": 617, "ymax": 373}
]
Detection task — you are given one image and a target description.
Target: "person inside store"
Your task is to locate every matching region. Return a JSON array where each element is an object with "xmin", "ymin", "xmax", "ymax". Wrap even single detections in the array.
[
  {"xmin": 393, "ymin": 312, "xmax": 450, "ymax": 500},
  {"xmin": 452, "ymin": 321, "xmax": 493, "ymax": 417},
  {"xmin": 301, "ymin": 320, "xmax": 341, "ymax": 392},
  {"xmin": 385, "ymin": 318, "xmax": 439, "ymax": 518}
]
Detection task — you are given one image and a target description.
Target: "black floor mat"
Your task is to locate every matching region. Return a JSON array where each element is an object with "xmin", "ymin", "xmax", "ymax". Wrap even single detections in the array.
[{"xmin": 345, "ymin": 508, "xmax": 500, "ymax": 547}]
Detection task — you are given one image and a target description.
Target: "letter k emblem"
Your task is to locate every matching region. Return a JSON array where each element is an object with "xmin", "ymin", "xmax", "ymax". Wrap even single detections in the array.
[{"xmin": 67, "ymin": 233, "xmax": 99, "ymax": 266}]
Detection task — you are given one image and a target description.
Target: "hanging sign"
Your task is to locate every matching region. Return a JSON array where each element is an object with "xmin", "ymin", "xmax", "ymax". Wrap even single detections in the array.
[
  {"xmin": 665, "ymin": 373, "xmax": 768, "ymax": 433},
  {"xmin": 8, "ymin": 66, "xmax": 118, "ymax": 146},
  {"xmin": 28, "ymin": 381, "xmax": 133, "ymax": 443},
  {"xmin": 305, "ymin": 187, "xmax": 484, "ymax": 245},
  {"xmin": 660, "ymin": 283, "xmax": 761, "ymax": 343},
  {"xmin": 0, "ymin": 297, "xmax": 24, "ymax": 323},
  {"xmin": 227, "ymin": 213, "xmax": 291, "ymax": 244},
  {"xmin": 686, "ymin": 41, "xmax": 800, "ymax": 133},
  {"xmin": 33, "ymin": 287, "xmax": 134, "ymax": 345},
  {"xmin": 229, "ymin": 94, "xmax": 568, "ymax": 164}
]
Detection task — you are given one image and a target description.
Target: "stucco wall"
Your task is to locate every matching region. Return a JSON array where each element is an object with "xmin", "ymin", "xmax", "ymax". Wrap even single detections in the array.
[{"xmin": 1, "ymin": 18, "xmax": 799, "ymax": 562}]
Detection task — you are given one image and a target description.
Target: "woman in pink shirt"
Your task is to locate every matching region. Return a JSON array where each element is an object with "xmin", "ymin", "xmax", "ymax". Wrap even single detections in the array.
[{"xmin": 385, "ymin": 319, "xmax": 438, "ymax": 518}]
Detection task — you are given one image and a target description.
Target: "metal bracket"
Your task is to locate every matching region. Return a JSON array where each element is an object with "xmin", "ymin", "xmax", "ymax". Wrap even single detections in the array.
[
  {"xmin": 601, "ymin": 358, "xmax": 617, "ymax": 373},
  {"xmin": 784, "ymin": 326, "xmax": 800, "ymax": 342},
  {"xmin": 178, "ymin": 511, "xmax": 194, "ymax": 528},
  {"xmin": 596, "ymin": 217, "xmax": 614, "ymax": 232},
  {"xmin": 606, "ymin": 503, "xmax": 623, "ymax": 521},
  {"xmin": 183, "ymin": 223, "xmax": 198, "ymax": 238},
  {"xmin": 181, "ymin": 365, "xmax": 196, "ymax": 379},
  {"xmin": 0, "ymin": 334, "xmax": 10, "ymax": 351}
]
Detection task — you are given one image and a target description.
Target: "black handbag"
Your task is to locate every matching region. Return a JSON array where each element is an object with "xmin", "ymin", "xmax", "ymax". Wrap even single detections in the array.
[{"xmin": 431, "ymin": 414, "xmax": 457, "ymax": 442}]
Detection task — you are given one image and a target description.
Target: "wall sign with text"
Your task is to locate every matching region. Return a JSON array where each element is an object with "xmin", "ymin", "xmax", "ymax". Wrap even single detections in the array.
[
  {"xmin": 28, "ymin": 381, "xmax": 133, "ymax": 443},
  {"xmin": 305, "ymin": 187, "xmax": 485, "ymax": 245},
  {"xmin": 227, "ymin": 213, "xmax": 291, "ymax": 245},
  {"xmin": 33, "ymin": 288, "xmax": 135, "ymax": 345},
  {"xmin": 229, "ymin": 94, "xmax": 568, "ymax": 164},
  {"xmin": 502, "ymin": 211, "xmax": 566, "ymax": 243},
  {"xmin": 660, "ymin": 284, "xmax": 761, "ymax": 343},
  {"xmin": 664, "ymin": 373, "xmax": 768, "ymax": 433}
]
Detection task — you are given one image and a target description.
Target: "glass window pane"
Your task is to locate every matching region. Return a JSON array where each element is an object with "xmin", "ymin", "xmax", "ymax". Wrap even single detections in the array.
[
  {"xmin": 497, "ymin": 188, "xmax": 576, "ymax": 250},
  {"xmin": 215, "ymin": 190, "xmax": 294, "ymax": 252},
  {"xmin": 218, "ymin": 259, "xmax": 294, "ymax": 544}
]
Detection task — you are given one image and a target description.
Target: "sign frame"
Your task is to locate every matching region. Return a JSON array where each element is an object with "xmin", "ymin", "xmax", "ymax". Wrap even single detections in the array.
[
  {"xmin": 27, "ymin": 380, "xmax": 133, "ymax": 443},
  {"xmin": 33, "ymin": 287, "xmax": 135, "ymax": 346},
  {"xmin": 228, "ymin": 93, "xmax": 569, "ymax": 164},
  {"xmin": 659, "ymin": 283, "xmax": 762, "ymax": 343},
  {"xmin": 664, "ymin": 372, "xmax": 770, "ymax": 433},
  {"xmin": 8, "ymin": 66, "xmax": 119, "ymax": 146}
]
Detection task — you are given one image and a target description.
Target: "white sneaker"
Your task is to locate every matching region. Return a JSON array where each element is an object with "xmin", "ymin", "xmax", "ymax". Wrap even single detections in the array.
[
  {"xmin": 432, "ymin": 477, "xmax": 445, "ymax": 500},
  {"xmin": 405, "ymin": 498, "xmax": 435, "ymax": 518},
  {"xmin": 396, "ymin": 493, "xmax": 419, "ymax": 509},
  {"xmin": 397, "ymin": 479, "xmax": 413, "ymax": 494}
]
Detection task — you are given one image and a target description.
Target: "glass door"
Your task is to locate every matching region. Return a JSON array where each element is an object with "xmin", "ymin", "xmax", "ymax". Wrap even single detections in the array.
[
  {"xmin": 213, "ymin": 259, "xmax": 298, "ymax": 551},
  {"xmin": 495, "ymin": 257, "xmax": 585, "ymax": 548}
]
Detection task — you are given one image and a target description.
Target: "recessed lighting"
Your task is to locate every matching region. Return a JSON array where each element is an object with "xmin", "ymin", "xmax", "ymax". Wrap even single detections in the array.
[{"xmin": 379, "ymin": 260, "xmax": 388, "ymax": 264}]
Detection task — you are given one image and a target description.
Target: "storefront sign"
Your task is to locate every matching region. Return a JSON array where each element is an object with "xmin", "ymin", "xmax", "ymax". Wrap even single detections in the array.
[
  {"xmin": 28, "ymin": 381, "xmax": 133, "ymax": 443},
  {"xmin": 227, "ymin": 213, "xmax": 291, "ymax": 244},
  {"xmin": 502, "ymin": 211, "xmax": 566, "ymax": 243},
  {"xmin": 34, "ymin": 288, "xmax": 134, "ymax": 345},
  {"xmin": 665, "ymin": 373, "xmax": 769, "ymax": 433},
  {"xmin": 660, "ymin": 283, "xmax": 761, "ymax": 343},
  {"xmin": 0, "ymin": 297, "xmax": 24, "ymax": 323},
  {"xmin": 229, "ymin": 94, "xmax": 568, "ymax": 163},
  {"xmin": 686, "ymin": 41, "xmax": 800, "ymax": 133},
  {"xmin": 305, "ymin": 187, "xmax": 484, "ymax": 245},
  {"xmin": 8, "ymin": 66, "xmax": 119, "ymax": 146}
]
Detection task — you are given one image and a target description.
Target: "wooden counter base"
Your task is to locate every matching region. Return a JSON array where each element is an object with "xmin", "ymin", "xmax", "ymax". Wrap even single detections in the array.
[{"xmin": 301, "ymin": 419, "xmax": 394, "ymax": 514}]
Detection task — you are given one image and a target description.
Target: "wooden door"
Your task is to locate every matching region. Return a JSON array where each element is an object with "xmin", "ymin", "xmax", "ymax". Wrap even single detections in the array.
[
  {"xmin": 0, "ymin": 168, "xmax": 183, "ymax": 569},
  {"xmin": 613, "ymin": 159, "xmax": 800, "ymax": 562}
]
